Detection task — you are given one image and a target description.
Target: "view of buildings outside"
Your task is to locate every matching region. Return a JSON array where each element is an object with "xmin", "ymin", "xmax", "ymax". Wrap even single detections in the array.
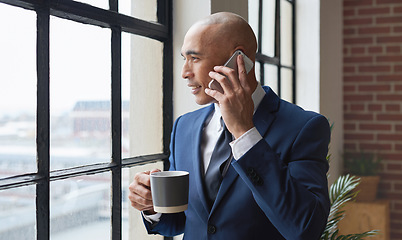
[{"xmin": 0, "ymin": 2, "xmax": 132, "ymax": 239}]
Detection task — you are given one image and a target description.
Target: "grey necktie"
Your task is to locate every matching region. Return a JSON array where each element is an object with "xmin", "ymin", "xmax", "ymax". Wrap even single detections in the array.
[{"xmin": 204, "ymin": 118, "xmax": 232, "ymax": 208}]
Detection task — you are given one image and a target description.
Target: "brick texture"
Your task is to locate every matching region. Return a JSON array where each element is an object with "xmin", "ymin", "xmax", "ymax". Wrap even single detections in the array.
[{"xmin": 343, "ymin": 0, "xmax": 402, "ymax": 239}]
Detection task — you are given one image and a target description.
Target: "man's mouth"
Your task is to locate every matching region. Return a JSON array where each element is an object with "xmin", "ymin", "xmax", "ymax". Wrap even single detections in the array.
[{"xmin": 188, "ymin": 84, "xmax": 202, "ymax": 94}]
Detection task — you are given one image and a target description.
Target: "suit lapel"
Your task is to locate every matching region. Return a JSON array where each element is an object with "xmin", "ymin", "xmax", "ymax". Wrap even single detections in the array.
[
  {"xmin": 210, "ymin": 87, "xmax": 280, "ymax": 214},
  {"xmin": 192, "ymin": 104, "xmax": 215, "ymax": 214}
]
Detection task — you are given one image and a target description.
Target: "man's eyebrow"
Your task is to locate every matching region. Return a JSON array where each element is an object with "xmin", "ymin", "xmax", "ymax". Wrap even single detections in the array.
[{"xmin": 181, "ymin": 50, "xmax": 201, "ymax": 56}]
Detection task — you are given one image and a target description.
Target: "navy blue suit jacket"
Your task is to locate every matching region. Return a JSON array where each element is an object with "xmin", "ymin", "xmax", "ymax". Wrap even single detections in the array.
[{"xmin": 144, "ymin": 86, "xmax": 331, "ymax": 240}]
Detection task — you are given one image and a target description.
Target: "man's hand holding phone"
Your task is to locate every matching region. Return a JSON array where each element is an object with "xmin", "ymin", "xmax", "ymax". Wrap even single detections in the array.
[
  {"xmin": 206, "ymin": 50, "xmax": 256, "ymax": 139},
  {"xmin": 208, "ymin": 50, "xmax": 253, "ymax": 94}
]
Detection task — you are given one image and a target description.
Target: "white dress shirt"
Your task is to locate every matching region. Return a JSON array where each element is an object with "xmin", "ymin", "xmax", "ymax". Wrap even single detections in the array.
[{"xmin": 143, "ymin": 83, "xmax": 266, "ymax": 223}]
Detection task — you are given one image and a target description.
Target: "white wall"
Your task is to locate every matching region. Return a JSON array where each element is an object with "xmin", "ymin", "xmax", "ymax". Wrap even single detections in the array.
[
  {"xmin": 296, "ymin": 0, "xmax": 343, "ymax": 185},
  {"xmin": 319, "ymin": 0, "xmax": 343, "ymax": 185},
  {"xmin": 296, "ymin": 0, "xmax": 320, "ymax": 112},
  {"xmin": 211, "ymin": 0, "xmax": 248, "ymax": 17}
]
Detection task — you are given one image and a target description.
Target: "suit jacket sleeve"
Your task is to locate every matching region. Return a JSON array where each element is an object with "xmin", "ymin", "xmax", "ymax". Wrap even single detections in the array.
[{"xmin": 231, "ymin": 114, "xmax": 331, "ymax": 240}]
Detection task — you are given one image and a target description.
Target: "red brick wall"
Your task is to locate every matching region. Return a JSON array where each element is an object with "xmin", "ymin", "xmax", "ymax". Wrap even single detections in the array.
[{"xmin": 343, "ymin": 0, "xmax": 402, "ymax": 239}]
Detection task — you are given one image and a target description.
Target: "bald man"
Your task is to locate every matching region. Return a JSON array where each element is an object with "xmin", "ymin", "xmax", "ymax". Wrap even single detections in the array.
[{"xmin": 129, "ymin": 12, "xmax": 330, "ymax": 240}]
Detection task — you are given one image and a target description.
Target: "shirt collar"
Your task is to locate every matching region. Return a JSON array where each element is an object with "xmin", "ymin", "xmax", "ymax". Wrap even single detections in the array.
[
  {"xmin": 212, "ymin": 105, "xmax": 223, "ymax": 132},
  {"xmin": 252, "ymin": 82, "xmax": 266, "ymax": 112}
]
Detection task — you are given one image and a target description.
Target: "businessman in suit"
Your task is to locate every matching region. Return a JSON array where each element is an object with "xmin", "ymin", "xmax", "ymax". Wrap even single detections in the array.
[{"xmin": 128, "ymin": 12, "xmax": 331, "ymax": 240}]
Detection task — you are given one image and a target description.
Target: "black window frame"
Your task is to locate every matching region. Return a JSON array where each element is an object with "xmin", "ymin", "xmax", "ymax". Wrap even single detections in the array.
[
  {"xmin": 0, "ymin": 0, "xmax": 173, "ymax": 240},
  {"xmin": 255, "ymin": 0, "xmax": 296, "ymax": 103}
]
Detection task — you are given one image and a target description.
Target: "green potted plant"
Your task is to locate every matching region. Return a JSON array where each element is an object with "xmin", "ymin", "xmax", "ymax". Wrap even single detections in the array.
[
  {"xmin": 322, "ymin": 124, "xmax": 378, "ymax": 239},
  {"xmin": 344, "ymin": 151, "xmax": 382, "ymax": 202},
  {"xmin": 321, "ymin": 174, "xmax": 378, "ymax": 239}
]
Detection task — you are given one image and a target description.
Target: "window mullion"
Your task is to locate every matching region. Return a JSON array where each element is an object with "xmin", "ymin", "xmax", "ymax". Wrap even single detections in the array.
[
  {"xmin": 159, "ymin": 2, "xmax": 174, "ymax": 240},
  {"xmin": 111, "ymin": 24, "xmax": 122, "ymax": 240},
  {"xmin": 257, "ymin": 0, "xmax": 263, "ymax": 54},
  {"xmin": 257, "ymin": 0, "xmax": 263, "ymax": 85},
  {"xmin": 275, "ymin": 0, "xmax": 281, "ymax": 97},
  {"xmin": 36, "ymin": 1, "xmax": 50, "ymax": 240},
  {"xmin": 292, "ymin": 0, "xmax": 296, "ymax": 103},
  {"xmin": 160, "ymin": 0, "xmax": 173, "ymax": 173}
]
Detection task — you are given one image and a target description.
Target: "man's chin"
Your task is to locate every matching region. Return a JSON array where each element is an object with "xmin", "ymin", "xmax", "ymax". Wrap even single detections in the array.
[{"xmin": 194, "ymin": 96, "xmax": 216, "ymax": 106}]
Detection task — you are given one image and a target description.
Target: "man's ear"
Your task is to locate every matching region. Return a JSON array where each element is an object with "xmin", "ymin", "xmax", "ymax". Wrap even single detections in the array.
[{"xmin": 234, "ymin": 46, "xmax": 247, "ymax": 55}]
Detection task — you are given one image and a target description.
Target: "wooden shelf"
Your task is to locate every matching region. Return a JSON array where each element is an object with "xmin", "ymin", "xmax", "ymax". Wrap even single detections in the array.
[{"xmin": 338, "ymin": 200, "xmax": 390, "ymax": 240}]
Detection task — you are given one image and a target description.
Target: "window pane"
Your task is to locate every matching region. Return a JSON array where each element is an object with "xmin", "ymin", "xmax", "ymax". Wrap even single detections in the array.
[
  {"xmin": 261, "ymin": 0, "xmax": 276, "ymax": 57},
  {"xmin": 0, "ymin": 185, "xmax": 36, "ymax": 239},
  {"xmin": 0, "ymin": 4, "xmax": 37, "ymax": 178},
  {"xmin": 119, "ymin": 0, "xmax": 157, "ymax": 22},
  {"xmin": 248, "ymin": 0, "xmax": 260, "ymax": 47},
  {"xmin": 281, "ymin": 68, "xmax": 293, "ymax": 103},
  {"xmin": 264, "ymin": 64, "xmax": 278, "ymax": 95},
  {"xmin": 75, "ymin": 0, "xmax": 108, "ymax": 10},
  {"xmin": 122, "ymin": 33, "xmax": 164, "ymax": 158},
  {"xmin": 122, "ymin": 168, "xmax": 130, "ymax": 240},
  {"xmin": 51, "ymin": 172, "xmax": 111, "ymax": 240},
  {"xmin": 280, "ymin": 0, "xmax": 293, "ymax": 66},
  {"xmin": 50, "ymin": 17, "xmax": 111, "ymax": 170},
  {"xmin": 122, "ymin": 33, "xmax": 131, "ymax": 159}
]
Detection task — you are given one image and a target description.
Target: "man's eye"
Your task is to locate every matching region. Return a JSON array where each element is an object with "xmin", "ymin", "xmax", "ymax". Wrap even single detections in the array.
[{"xmin": 181, "ymin": 55, "xmax": 199, "ymax": 61}]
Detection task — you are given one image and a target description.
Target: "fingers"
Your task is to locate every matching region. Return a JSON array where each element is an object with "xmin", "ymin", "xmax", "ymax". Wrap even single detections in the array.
[
  {"xmin": 206, "ymin": 71, "xmax": 229, "ymax": 100},
  {"xmin": 207, "ymin": 55, "xmax": 249, "ymax": 95},
  {"xmin": 128, "ymin": 170, "xmax": 157, "ymax": 212},
  {"xmin": 209, "ymin": 66, "xmax": 239, "ymax": 92},
  {"xmin": 128, "ymin": 190, "xmax": 153, "ymax": 212},
  {"xmin": 236, "ymin": 55, "xmax": 251, "ymax": 92}
]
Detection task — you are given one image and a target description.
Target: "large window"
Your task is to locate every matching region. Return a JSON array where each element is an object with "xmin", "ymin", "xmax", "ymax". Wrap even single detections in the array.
[
  {"xmin": 249, "ymin": 0, "xmax": 296, "ymax": 103},
  {"xmin": 0, "ymin": 0, "xmax": 172, "ymax": 239}
]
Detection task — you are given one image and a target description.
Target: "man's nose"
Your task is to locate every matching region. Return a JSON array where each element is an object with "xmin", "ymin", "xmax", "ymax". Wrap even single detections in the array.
[{"xmin": 181, "ymin": 62, "xmax": 193, "ymax": 79}]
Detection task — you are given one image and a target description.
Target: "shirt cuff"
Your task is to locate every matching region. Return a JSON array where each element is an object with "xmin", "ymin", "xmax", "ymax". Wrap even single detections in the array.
[
  {"xmin": 142, "ymin": 211, "xmax": 162, "ymax": 224},
  {"xmin": 229, "ymin": 127, "xmax": 262, "ymax": 160}
]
